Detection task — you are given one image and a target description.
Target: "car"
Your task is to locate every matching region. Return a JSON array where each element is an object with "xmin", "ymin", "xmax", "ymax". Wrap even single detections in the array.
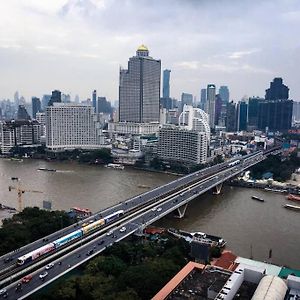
[
  {"xmin": 15, "ymin": 283, "xmax": 22, "ymax": 292},
  {"xmin": 86, "ymin": 249, "xmax": 94, "ymax": 256},
  {"xmin": 156, "ymin": 207, "xmax": 162, "ymax": 212},
  {"xmin": 98, "ymin": 240, "xmax": 104, "ymax": 245},
  {"xmin": 22, "ymin": 275, "xmax": 32, "ymax": 283},
  {"xmin": 119, "ymin": 227, "xmax": 126, "ymax": 232},
  {"xmin": 4, "ymin": 257, "xmax": 13, "ymax": 263},
  {"xmin": 106, "ymin": 231, "xmax": 113, "ymax": 236},
  {"xmin": 45, "ymin": 263, "xmax": 54, "ymax": 270},
  {"xmin": 0, "ymin": 289, "xmax": 7, "ymax": 296},
  {"xmin": 39, "ymin": 271, "xmax": 48, "ymax": 279},
  {"xmin": 151, "ymin": 207, "xmax": 156, "ymax": 212}
]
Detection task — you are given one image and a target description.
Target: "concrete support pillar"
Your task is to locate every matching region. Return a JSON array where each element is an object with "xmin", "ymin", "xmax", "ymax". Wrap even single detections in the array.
[
  {"xmin": 214, "ymin": 183, "xmax": 223, "ymax": 195},
  {"xmin": 175, "ymin": 203, "xmax": 188, "ymax": 218}
]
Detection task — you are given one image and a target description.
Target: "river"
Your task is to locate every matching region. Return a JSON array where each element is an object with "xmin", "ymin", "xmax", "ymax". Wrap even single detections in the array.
[{"xmin": 0, "ymin": 159, "xmax": 299, "ymax": 269}]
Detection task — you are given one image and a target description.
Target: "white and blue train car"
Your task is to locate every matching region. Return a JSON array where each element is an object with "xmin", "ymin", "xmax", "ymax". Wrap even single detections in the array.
[
  {"xmin": 103, "ymin": 210, "xmax": 124, "ymax": 224},
  {"xmin": 52, "ymin": 229, "xmax": 83, "ymax": 249}
]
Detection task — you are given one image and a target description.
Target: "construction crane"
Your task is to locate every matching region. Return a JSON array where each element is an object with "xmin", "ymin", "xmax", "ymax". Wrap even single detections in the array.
[{"xmin": 8, "ymin": 177, "xmax": 43, "ymax": 212}]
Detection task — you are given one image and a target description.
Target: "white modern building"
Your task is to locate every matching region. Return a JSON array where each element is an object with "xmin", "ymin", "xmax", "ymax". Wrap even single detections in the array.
[
  {"xmin": 119, "ymin": 45, "xmax": 161, "ymax": 123},
  {"xmin": 158, "ymin": 106, "xmax": 210, "ymax": 164},
  {"xmin": 46, "ymin": 103, "xmax": 104, "ymax": 151}
]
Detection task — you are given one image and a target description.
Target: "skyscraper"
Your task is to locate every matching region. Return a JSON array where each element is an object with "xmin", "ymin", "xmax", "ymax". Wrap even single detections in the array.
[
  {"xmin": 92, "ymin": 90, "xmax": 97, "ymax": 113},
  {"xmin": 181, "ymin": 93, "xmax": 193, "ymax": 111},
  {"xmin": 17, "ymin": 105, "xmax": 31, "ymax": 120},
  {"xmin": 48, "ymin": 90, "xmax": 62, "ymax": 106},
  {"xmin": 162, "ymin": 69, "xmax": 171, "ymax": 98},
  {"xmin": 119, "ymin": 45, "xmax": 161, "ymax": 123},
  {"xmin": 237, "ymin": 100, "xmax": 248, "ymax": 131},
  {"xmin": 41, "ymin": 94, "xmax": 51, "ymax": 110},
  {"xmin": 248, "ymin": 97, "xmax": 264, "ymax": 130},
  {"xmin": 226, "ymin": 101, "xmax": 237, "ymax": 132},
  {"xmin": 258, "ymin": 78, "xmax": 293, "ymax": 132},
  {"xmin": 207, "ymin": 84, "xmax": 216, "ymax": 128},
  {"xmin": 258, "ymin": 100, "xmax": 293, "ymax": 132},
  {"xmin": 219, "ymin": 86, "xmax": 229, "ymax": 103},
  {"xmin": 32, "ymin": 97, "xmax": 41, "ymax": 119},
  {"xmin": 214, "ymin": 94, "xmax": 222, "ymax": 126},
  {"xmin": 265, "ymin": 78, "xmax": 289, "ymax": 100},
  {"xmin": 200, "ymin": 88, "xmax": 207, "ymax": 111}
]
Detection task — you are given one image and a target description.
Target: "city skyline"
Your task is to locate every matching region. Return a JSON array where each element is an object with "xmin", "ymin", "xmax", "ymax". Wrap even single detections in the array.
[{"xmin": 0, "ymin": 0, "xmax": 299, "ymax": 102}]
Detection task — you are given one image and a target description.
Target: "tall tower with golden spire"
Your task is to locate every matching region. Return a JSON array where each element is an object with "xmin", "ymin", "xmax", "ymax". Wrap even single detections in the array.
[{"xmin": 119, "ymin": 45, "xmax": 161, "ymax": 123}]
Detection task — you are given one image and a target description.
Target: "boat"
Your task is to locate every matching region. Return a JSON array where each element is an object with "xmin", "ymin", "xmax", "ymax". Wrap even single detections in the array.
[
  {"xmin": 105, "ymin": 163, "xmax": 125, "ymax": 170},
  {"xmin": 287, "ymin": 194, "xmax": 300, "ymax": 202},
  {"xmin": 283, "ymin": 204, "xmax": 300, "ymax": 211},
  {"xmin": 167, "ymin": 228, "xmax": 226, "ymax": 248},
  {"xmin": 38, "ymin": 167, "xmax": 56, "ymax": 172},
  {"xmin": 251, "ymin": 196, "xmax": 265, "ymax": 202},
  {"xmin": 138, "ymin": 185, "xmax": 150, "ymax": 189},
  {"xmin": 264, "ymin": 187, "xmax": 287, "ymax": 193},
  {"xmin": 10, "ymin": 158, "xmax": 23, "ymax": 162}
]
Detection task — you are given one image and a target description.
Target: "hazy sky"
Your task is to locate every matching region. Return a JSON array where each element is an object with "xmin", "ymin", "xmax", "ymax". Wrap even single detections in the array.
[{"xmin": 0, "ymin": 0, "xmax": 299, "ymax": 102}]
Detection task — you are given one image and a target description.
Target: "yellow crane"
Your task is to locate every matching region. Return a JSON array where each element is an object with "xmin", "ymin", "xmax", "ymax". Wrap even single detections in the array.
[{"xmin": 8, "ymin": 177, "xmax": 43, "ymax": 212}]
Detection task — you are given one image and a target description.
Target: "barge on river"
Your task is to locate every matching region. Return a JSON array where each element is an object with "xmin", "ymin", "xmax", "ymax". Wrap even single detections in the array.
[{"xmin": 168, "ymin": 228, "xmax": 226, "ymax": 248}]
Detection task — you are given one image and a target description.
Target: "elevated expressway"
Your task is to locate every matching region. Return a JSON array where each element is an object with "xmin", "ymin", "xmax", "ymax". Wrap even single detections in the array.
[{"xmin": 0, "ymin": 149, "xmax": 280, "ymax": 299}]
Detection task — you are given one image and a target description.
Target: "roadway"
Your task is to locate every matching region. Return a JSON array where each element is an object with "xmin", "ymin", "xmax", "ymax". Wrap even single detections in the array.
[
  {"xmin": 0, "ymin": 151, "xmax": 266, "ymax": 299},
  {"xmin": 0, "ymin": 153, "xmax": 248, "ymax": 272}
]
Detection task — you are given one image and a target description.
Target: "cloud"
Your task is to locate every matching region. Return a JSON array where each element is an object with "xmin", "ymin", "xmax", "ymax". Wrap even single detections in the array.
[
  {"xmin": 0, "ymin": 0, "xmax": 299, "ymax": 101},
  {"xmin": 228, "ymin": 49, "xmax": 261, "ymax": 59}
]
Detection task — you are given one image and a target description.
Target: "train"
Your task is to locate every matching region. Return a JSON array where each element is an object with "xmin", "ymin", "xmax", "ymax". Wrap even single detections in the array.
[
  {"xmin": 228, "ymin": 160, "xmax": 241, "ymax": 167},
  {"xmin": 16, "ymin": 210, "xmax": 124, "ymax": 265}
]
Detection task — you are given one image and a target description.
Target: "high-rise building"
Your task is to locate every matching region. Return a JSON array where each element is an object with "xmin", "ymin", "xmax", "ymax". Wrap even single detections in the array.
[
  {"xmin": 181, "ymin": 93, "xmax": 193, "ymax": 111},
  {"xmin": 119, "ymin": 45, "xmax": 161, "ymax": 123},
  {"xmin": 48, "ymin": 90, "xmax": 62, "ymax": 106},
  {"xmin": 257, "ymin": 78, "xmax": 293, "ymax": 132},
  {"xmin": 219, "ymin": 86, "xmax": 229, "ymax": 103},
  {"xmin": 162, "ymin": 69, "xmax": 171, "ymax": 99},
  {"xmin": 237, "ymin": 101, "xmax": 248, "ymax": 131},
  {"xmin": 258, "ymin": 100, "xmax": 293, "ymax": 132},
  {"xmin": 14, "ymin": 91, "xmax": 19, "ymax": 107},
  {"xmin": 62, "ymin": 94, "xmax": 71, "ymax": 103},
  {"xmin": 207, "ymin": 84, "xmax": 216, "ymax": 128},
  {"xmin": 226, "ymin": 101, "xmax": 237, "ymax": 132},
  {"xmin": 214, "ymin": 94, "xmax": 222, "ymax": 126},
  {"xmin": 158, "ymin": 126, "xmax": 208, "ymax": 165},
  {"xmin": 17, "ymin": 105, "xmax": 31, "ymax": 120},
  {"xmin": 0, "ymin": 120, "xmax": 41, "ymax": 154},
  {"xmin": 265, "ymin": 78, "xmax": 289, "ymax": 100},
  {"xmin": 199, "ymin": 88, "xmax": 207, "ymax": 111},
  {"xmin": 158, "ymin": 106, "xmax": 210, "ymax": 165},
  {"xmin": 248, "ymin": 97, "xmax": 264, "ymax": 130},
  {"xmin": 36, "ymin": 112, "xmax": 46, "ymax": 137},
  {"xmin": 97, "ymin": 97, "xmax": 112, "ymax": 114},
  {"xmin": 32, "ymin": 97, "xmax": 41, "ymax": 119},
  {"xmin": 293, "ymin": 102, "xmax": 300, "ymax": 124},
  {"xmin": 46, "ymin": 103, "xmax": 103, "ymax": 150},
  {"xmin": 41, "ymin": 95, "xmax": 51, "ymax": 110},
  {"xmin": 92, "ymin": 90, "xmax": 97, "ymax": 113}
]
